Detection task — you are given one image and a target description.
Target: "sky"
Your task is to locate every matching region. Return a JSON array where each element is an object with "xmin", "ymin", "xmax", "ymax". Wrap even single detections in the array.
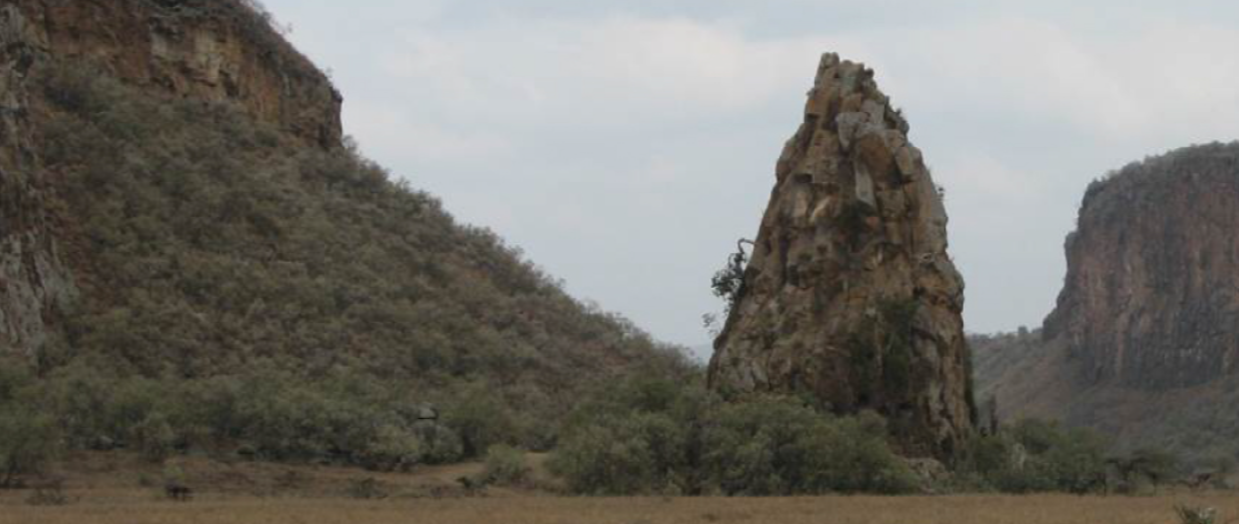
[{"xmin": 264, "ymin": 0, "xmax": 1239, "ymax": 355}]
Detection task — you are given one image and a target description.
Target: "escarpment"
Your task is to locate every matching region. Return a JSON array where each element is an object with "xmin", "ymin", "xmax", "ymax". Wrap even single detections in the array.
[
  {"xmin": 708, "ymin": 53, "xmax": 975, "ymax": 460},
  {"xmin": 1, "ymin": 0, "xmax": 339, "ymax": 356},
  {"xmin": 975, "ymin": 142, "xmax": 1239, "ymax": 462},
  {"xmin": 13, "ymin": 0, "xmax": 341, "ymax": 147},
  {"xmin": 0, "ymin": 0, "xmax": 683, "ymax": 402},
  {"xmin": 1044, "ymin": 143, "xmax": 1239, "ymax": 390}
]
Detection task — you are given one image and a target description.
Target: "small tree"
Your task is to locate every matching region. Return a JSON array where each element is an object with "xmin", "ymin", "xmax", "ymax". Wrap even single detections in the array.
[
  {"xmin": 710, "ymin": 240, "xmax": 753, "ymax": 315},
  {"xmin": 0, "ymin": 406, "xmax": 60, "ymax": 488},
  {"xmin": 482, "ymin": 444, "xmax": 529, "ymax": 485},
  {"xmin": 442, "ymin": 385, "xmax": 515, "ymax": 458},
  {"xmin": 1125, "ymin": 447, "xmax": 1180, "ymax": 491}
]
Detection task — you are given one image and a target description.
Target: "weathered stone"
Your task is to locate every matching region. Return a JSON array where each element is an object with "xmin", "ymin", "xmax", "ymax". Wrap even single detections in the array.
[
  {"xmin": 896, "ymin": 145, "xmax": 921, "ymax": 177},
  {"xmin": 708, "ymin": 53, "xmax": 974, "ymax": 461},
  {"xmin": 854, "ymin": 163, "xmax": 876, "ymax": 207}
]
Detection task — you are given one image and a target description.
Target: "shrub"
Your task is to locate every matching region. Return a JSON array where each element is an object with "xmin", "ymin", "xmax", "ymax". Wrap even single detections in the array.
[
  {"xmin": 1125, "ymin": 447, "xmax": 1180, "ymax": 489},
  {"xmin": 550, "ymin": 377, "xmax": 915, "ymax": 496},
  {"xmin": 357, "ymin": 424, "xmax": 422, "ymax": 472},
  {"xmin": 710, "ymin": 242, "xmax": 749, "ymax": 314},
  {"xmin": 962, "ymin": 419, "xmax": 1110, "ymax": 494},
  {"xmin": 550, "ymin": 413, "xmax": 681, "ymax": 495},
  {"xmin": 442, "ymin": 385, "xmax": 516, "ymax": 458},
  {"xmin": 482, "ymin": 445, "xmax": 529, "ymax": 485},
  {"xmin": 132, "ymin": 412, "xmax": 177, "ymax": 463},
  {"xmin": 27, "ymin": 58, "xmax": 695, "ymax": 472},
  {"xmin": 0, "ymin": 405, "xmax": 60, "ymax": 488},
  {"xmin": 702, "ymin": 399, "xmax": 916, "ymax": 495}
]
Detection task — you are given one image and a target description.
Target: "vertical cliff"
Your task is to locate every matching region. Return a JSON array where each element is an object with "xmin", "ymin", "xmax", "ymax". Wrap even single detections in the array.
[
  {"xmin": 1043, "ymin": 143, "xmax": 1239, "ymax": 389},
  {"xmin": 1, "ymin": 2, "xmax": 74, "ymax": 355},
  {"xmin": 0, "ymin": 0, "xmax": 340, "ymax": 356},
  {"xmin": 975, "ymin": 142, "xmax": 1239, "ymax": 462},
  {"xmin": 708, "ymin": 54, "xmax": 974, "ymax": 460}
]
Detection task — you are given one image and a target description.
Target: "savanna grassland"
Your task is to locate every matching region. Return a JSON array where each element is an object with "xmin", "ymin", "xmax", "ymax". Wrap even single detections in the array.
[
  {"xmin": 1, "ymin": 452, "xmax": 1234, "ymax": 524},
  {"xmin": 4, "ymin": 493, "xmax": 1236, "ymax": 524}
]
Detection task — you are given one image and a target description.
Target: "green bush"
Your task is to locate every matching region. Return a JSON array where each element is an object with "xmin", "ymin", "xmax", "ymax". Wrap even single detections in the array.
[
  {"xmin": 482, "ymin": 444, "xmax": 529, "ymax": 485},
  {"xmin": 550, "ymin": 378, "xmax": 915, "ymax": 496},
  {"xmin": 961, "ymin": 419, "xmax": 1110, "ymax": 494},
  {"xmin": 442, "ymin": 385, "xmax": 517, "ymax": 458},
  {"xmin": 132, "ymin": 412, "xmax": 177, "ymax": 463},
  {"xmin": 551, "ymin": 415, "xmax": 673, "ymax": 495},
  {"xmin": 25, "ymin": 58, "xmax": 696, "ymax": 470},
  {"xmin": 702, "ymin": 399, "xmax": 916, "ymax": 495},
  {"xmin": 0, "ymin": 405, "xmax": 60, "ymax": 488},
  {"xmin": 357, "ymin": 424, "xmax": 422, "ymax": 472}
]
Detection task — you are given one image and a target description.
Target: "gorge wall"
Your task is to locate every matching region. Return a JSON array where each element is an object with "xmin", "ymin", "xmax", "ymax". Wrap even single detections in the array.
[
  {"xmin": 0, "ymin": 0, "xmax": 339, "ymax": 356},
  {"xmin": 1043, "ymin": 143, "xmax": 1239, "ymax": 390},
  {"xmin": 977, "ymin": 142, "xmax": 1239, "ymax": 461},
  {"xmin": 708, "ymin": 54, "xmax": 975, "ymax": 460}
]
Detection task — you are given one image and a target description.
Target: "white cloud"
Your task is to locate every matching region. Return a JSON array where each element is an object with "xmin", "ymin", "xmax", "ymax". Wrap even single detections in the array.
[
  {"xmin": 847, "ymin": 15, "xmax": 1239, "ymax": 144},
  {"xmin": 270, "ymin": 2, "xmax": 1239, "ymax": 342},
  {"xmin": 369, "ymin": 16, "xmax": 844, "ymax": 127}
]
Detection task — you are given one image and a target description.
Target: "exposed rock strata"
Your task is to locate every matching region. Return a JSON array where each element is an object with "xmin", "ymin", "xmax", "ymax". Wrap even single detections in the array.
[{"xmin": 708, "ymin": 53, "xmax": 974, "ymax": 460}]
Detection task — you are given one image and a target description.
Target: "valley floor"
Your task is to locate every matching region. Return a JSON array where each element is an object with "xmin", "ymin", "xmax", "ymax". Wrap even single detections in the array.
[
  {"xmin": 1, "ymin": 452, "xmax": 1235, "ymax": 524},
  {"xmin": 5, "ymin": 494, "xmax": 1239, "ymax": 524}
]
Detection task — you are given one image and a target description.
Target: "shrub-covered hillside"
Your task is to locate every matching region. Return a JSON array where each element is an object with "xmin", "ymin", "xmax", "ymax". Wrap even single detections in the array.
[{"xmin": 0, "ymin": 59, "xmax": 691, "ymax": 470}]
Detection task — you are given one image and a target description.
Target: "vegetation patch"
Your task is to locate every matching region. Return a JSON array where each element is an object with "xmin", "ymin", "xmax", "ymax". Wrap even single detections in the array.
[{"xmin": 9, "ymin": 61, "xmax": 693, "ymax": 473}]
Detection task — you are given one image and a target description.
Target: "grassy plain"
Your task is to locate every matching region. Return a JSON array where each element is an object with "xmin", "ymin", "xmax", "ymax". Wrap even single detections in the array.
[
  {"xmin": 1, "ymin": 452, "xmax": 1234, "ymax": 524},
  {"xmin": 5, "ymin": 494, "xmax": 1238, "ymax": 524}
]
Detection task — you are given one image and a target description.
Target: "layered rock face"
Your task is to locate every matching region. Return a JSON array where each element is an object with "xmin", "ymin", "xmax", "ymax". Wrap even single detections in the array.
[
  {"xmin": 1043, "ymin": 143, "xmax": 1239, "ymax": 390},
  {"xmin": 10, "ymin": 0, "xmax": 341, "ymax": 148},
  {"xmin": 1, "ymin": 3, "xmax": 76, "ymax": 355},
  {"xmin": 0, "ymin": 0, "xmax": 340, "ymax": 355},
  {"xmin": 708, "ymin": 54, "xmax": 974, "ymax": 460}
]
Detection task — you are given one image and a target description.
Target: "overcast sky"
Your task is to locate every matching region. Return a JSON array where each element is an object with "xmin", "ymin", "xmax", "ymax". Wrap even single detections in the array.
[{"xmin": 264, "ymin": 0, "xmax": 1239, "ymax": 355}]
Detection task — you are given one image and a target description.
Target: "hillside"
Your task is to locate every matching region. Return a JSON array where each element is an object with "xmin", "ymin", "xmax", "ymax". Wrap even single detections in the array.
[
  {"xmin": 0, "ymin": 0, "xmax": 690, "ymax": 470},
  {"xmin": 975, "ymin": 142, "xmax": 1239, "ymax": 465}
]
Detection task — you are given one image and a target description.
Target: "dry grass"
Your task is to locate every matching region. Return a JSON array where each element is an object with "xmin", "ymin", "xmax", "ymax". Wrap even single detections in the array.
[
  {"xmin": 3, "ymin": 494, "xmax": 1239, "ymax": 524},
  {"xmin": 1, "ymin": 452, "xmax": 1236, "ymax": 524}
]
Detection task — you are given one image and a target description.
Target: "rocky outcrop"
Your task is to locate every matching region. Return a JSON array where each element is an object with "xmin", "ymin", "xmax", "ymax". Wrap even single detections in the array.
[
  {"xmin": 708, "ymin": 54, "xmax": 974, "ymax": 460},
  {"xmin": 0, "ymin": 0, "xmax": 341, "ymax": 356},
  {"xmin": 1044, "ymin": 143, "xmax": 1239, "ymax": 390},
  {"xmin": 11, "ymin": 0, "xmax": 341, "ymax": 148}
]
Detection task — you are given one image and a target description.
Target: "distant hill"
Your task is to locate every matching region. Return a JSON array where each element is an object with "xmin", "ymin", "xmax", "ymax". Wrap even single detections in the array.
[
  {"xmin": 0, "ymin": 0, "xmax": 690, "ymax": 467},
  {"xmin": 975, "ymin": 143, "xmax": 1239, "ymax": 466}
]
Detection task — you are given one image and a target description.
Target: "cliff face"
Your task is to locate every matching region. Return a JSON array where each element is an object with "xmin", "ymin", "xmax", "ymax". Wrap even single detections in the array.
[
  {"xmin": 1043, "ymin": 143, "xmax": 1239, "ymax": 390},
  {"xmin": 975, "ymin": 143, "xmax": 1239, "ymax": 463},
  {"xmin": 708, "ymin": 54, "xmax": 974, "ymax": 460},
  {"xmin": 1, "ymin": 0, "xmax": 339, "ymax": 355},
  {"xmin": 13, "ymin": 0, "xmax": 341, "ymax": 147}
]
